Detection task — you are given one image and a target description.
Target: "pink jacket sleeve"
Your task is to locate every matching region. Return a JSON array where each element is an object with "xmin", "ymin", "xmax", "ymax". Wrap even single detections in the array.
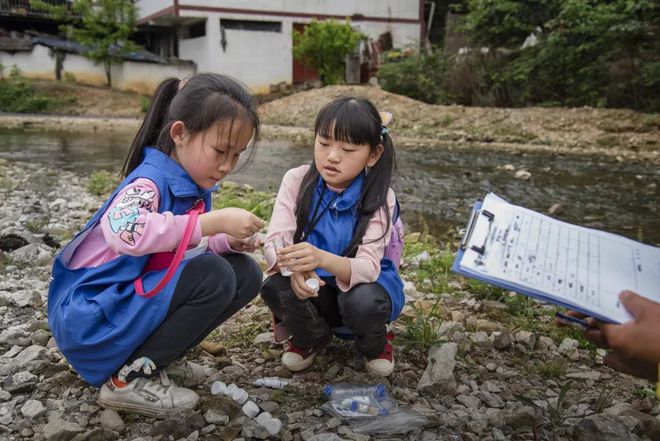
[
  {"xmin": 207, "ymin": 233, "xmax": 238, "ymax": 255},
  {"xmin": 264, "ymin": 165, "xmax": 310, "ymax": 273},
  {"xmin": 336, "ymin": 189, "xmax": 396, "ymax": 292},
  {"xmin": 264, "ymin": 164, "xmax": 397, "ymax": 290},
  {"xmin": 100, "ymin": 178, "xmax": 202, "ymax": 256}
]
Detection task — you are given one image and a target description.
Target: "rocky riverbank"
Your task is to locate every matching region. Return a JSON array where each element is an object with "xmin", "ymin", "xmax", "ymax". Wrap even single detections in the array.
[
  {"xmin": 0, "ymin": 158, "xmax": 658, "ymax": 441},
  {"xmin": 2, "ymin": 84, "xmax": 659, "ymax": 164}
]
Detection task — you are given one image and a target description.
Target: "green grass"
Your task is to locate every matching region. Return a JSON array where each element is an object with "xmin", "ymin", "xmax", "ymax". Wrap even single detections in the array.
[
  {"xmin": 87, "ymin": 170, "xmax": 119, "ymax": 197},
  {"xmin": 212, "ymin": 181, "xmax": 275, "ymax": 222}
]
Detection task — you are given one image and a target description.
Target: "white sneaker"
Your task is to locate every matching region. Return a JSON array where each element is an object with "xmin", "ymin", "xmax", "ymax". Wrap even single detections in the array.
[
  {"xmin": 98, "ymin": 371, "xmax": 199, "ymax": 418},
  {"xmin": 165, "ymin": 358, "xmax": 208, "ymax": 387},
  {"xmin": 281, "ymin": 342, "xmax": 319, "ymax": 372}
]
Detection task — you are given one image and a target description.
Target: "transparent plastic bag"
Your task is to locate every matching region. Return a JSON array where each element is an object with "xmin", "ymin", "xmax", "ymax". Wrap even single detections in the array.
[{"xmin": 321, "ymin": 384, "xmax": 429, "ymax": 434}]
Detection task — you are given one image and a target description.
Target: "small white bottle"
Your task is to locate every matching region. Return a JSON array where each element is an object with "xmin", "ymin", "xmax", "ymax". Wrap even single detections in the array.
[{"xmin": 305, "ymin": 278, "xmax": 320, "ymax": 293}]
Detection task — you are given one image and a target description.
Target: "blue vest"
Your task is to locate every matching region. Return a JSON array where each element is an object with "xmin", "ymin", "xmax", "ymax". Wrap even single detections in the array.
[
  {"xmin": 306, "ymin": 173, "xmax": 404, "ymax": 322},
  {"xmin": 48, "ymin": 147, "xmax": 216, "ymax": 386}
]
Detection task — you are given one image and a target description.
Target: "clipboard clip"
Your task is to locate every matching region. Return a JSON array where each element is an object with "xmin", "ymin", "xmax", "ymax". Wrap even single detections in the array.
[{"xmin": 460, "ymin": 208, "xmax": 495, "ymax": 254}]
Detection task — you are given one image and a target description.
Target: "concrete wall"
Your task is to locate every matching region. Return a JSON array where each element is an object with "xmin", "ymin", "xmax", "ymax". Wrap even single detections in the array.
[
  {"xmin": 144, "ymin": 0, "xmax": 420, "ymax": 21},
  {"xmin": 0, "ymin": 44, "xmax": 195, "ymax": 94},
  {"xmin": 176, "ymin": 10, "xmax": 419, "ymax": 93},
  {"xmin": 178, "ymin": 13, "xmax": 291, "ymax": 94}
]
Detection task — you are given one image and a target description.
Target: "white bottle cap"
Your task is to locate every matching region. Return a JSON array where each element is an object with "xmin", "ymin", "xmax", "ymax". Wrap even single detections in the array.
[
  {"xmin": 305, "ymin": 278, "xmax": 319, "ymax": 292},
  {"xmin": 263, "ymin": 417, "xmax": 282, "ymax": 435},
  {"xmin": 255, "ymin": 412, "xmax": 272, "ymax": 426},
  {"xmin": 242, "ymin": 400, "xmax": 259, "ymax": 418},
  {"xmin": 231, "ymin": 388, "xmax": 248, "ymax": 405},
  {"xmin": 210, "ymin": 381, "xmax": 226, "ymax": 395},
  {"xmin": 224, "ymin": 383, "xmax": 238, "ymax": 396}
]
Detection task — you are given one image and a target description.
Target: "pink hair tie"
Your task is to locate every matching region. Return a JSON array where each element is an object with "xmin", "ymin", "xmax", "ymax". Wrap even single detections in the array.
[{"xmin": 178, "ymin": 79, "xmax": 188, "ymax": 91}]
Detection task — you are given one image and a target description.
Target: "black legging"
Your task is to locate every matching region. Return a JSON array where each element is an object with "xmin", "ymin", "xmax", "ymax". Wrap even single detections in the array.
[
  {"xmin": 261, "ymin": 274, "xmax": 392, "ymax": 359},
  {"xmin": 124, "ymin": 253, "xmax": 262, "ymax": 375}
]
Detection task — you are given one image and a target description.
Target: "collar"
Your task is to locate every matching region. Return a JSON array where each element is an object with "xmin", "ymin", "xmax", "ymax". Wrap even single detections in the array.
[
  {"xmin": 142, "ymin": 147, "xmax": 218, "ymax": 198},
  {"xmin": 315, "ymin": 172, "xmax": 364, "ymax": 211}
]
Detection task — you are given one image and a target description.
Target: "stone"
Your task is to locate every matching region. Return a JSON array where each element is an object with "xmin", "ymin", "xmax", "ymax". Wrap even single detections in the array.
[
  {"xmin": 199, "ymin": 340, "xmax": 227, "ymax": 356},
  {"xmin": 537, "ymin": 336, "xmax": 556, "ymax": 351},
  {"xmin": 417, "ymin": 342, "xmax": 458, "ymax": 395},
  {"xmin": 497, "ymin": 405, "xmax": 540, "ymax": 429},
  {"xmin": 43, "ymin": 416, "xmax": 84, "ymax": 441},
  {"xmin": 456, "ymin": 394, "xmax": 481, "ymax": 409},
  {"xmin": 573, "ymin": 414, "xmax": 638, "ymax": 441},
  {"xmin": 566, "ymin": 371, "xmax": 601, "ymax": 381},
  {"xmin": 242, "ymin": 418, "xmax": 271, "ymax": 439},
  {"xmin": 514, "ymin": 170, "xmax": 531, "ymax": 180},
  {"xmin": 307, "ymin": 434, "xmax": 347, "ymax": 441},
  {"xmin": 337, "ymin": 426, "xmax": 370, "ymax": 441},
  {"xmin": 492, "ymin": 332, "xmax": 511, "ymax": 350},
  {"xmin": 99, "ymin": 409, "xmax": 124, "ymax": 433},
  {"xmin": 253, "ymin": 332, "xmax": 274, "ymax": 346},
  {"xmin": 514, "ymin": 330, "xmax": 536, "ymax": 349},
  {"xmin": 21, "ymin": 399, "xmax": 46, "ymax": 419},
  {"xmin": 10, "ymin": 243, "xmax": 53, "ymax": 266}
]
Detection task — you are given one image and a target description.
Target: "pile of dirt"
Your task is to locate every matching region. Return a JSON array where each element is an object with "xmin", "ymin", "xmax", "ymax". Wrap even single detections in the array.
[
  {"xmin": 32, "ymin": 80, "xmax": 145, "ymax": 118},
  {"xmin": 259, "ymin": 85, "xmax": 660, "ymax": 153}
]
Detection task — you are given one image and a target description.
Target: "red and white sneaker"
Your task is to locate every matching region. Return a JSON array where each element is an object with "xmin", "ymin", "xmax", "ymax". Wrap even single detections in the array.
[
  {"xmin": 281, "ymin": 342, "xmax": 319, "ymax": 372},
  {"xmin": 365, "ymin": 332, "xmax": 395, "ymax": 377}
]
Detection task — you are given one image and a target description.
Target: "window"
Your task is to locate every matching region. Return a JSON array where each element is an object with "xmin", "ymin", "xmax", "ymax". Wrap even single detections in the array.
[
  {"xmin": 220, "ymin": 19, "xmax": 282, "ymax": 33},
  {"xmin": 182, "ymin": 20, "xmax": 206, "ymax": 39}
]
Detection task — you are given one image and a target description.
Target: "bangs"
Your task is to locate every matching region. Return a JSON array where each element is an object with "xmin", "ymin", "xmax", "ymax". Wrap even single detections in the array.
[{"xmin": 315, "ymin": 98, "xmax": 380, "ymax": 146}]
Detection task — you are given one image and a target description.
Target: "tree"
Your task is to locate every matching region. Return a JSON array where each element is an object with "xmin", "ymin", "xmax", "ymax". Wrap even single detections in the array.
[
  {"xmin": 293, "ymin": 19, "xmax": 365, "ymax": 85},
  {"xmin": 32, "ymin": 0, "xmax": 140, "ymax": 87}
]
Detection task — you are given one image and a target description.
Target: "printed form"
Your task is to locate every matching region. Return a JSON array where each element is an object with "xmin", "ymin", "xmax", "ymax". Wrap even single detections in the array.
[{"xmin": 458, "ymin": 193, "xmax": 660, "ymax": 323}]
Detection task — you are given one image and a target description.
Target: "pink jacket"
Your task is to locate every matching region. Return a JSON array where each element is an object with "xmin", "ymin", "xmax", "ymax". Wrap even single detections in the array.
[
  {"xmin": 264, "ymin": 165, "xmax": 396, "ymax": 291},
  {"xmin": 69, "ymin": 178, "xmax": 235, "ymax": 269}
]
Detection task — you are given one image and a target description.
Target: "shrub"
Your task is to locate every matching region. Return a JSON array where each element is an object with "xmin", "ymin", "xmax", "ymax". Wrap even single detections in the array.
[
  {"xmin": 293, "ymin": 19, "xmax": 364, "ymax": 85},
  {"xmin": 0, "ymin": 66, "xmax": 54, "ymax": 113}
]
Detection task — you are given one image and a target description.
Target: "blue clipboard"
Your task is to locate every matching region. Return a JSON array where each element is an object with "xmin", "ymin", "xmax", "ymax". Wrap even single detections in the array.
[{"xmin": 451, "ymin": 200, "xmax": 616, "ymax": 324}]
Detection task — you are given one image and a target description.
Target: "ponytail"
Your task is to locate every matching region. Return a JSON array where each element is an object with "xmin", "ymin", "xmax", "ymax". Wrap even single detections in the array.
[{"xmin": 121, "ymin": 77, "xmax": 180, "ymax": 177}]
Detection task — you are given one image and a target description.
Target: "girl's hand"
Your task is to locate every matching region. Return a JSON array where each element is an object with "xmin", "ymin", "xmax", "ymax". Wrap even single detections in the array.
[
  {"xmin": 227, "ymin": 235, "xmax": 260, "ymax": 253},
  {"xmin": 278, "ymin": 242, "xmax": 324, "ymax": 273},
  {"xmin": 199, "ymin": 208, "xmax": 264, "ymax": 238},
  {"xmin": 290, "ymin": 270, "xmax": 325, "ymax": 299}
]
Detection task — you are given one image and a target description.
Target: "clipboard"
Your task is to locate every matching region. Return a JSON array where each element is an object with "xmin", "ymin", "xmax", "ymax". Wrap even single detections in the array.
[{"xmin": 452, "ymin": 193, "xmax": 660, "ymax": 324}]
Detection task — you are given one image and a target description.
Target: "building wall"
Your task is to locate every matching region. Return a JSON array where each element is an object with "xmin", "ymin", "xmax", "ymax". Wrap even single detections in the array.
[
  {"xmin": 0, "ymin": 44, "xmax": 195, "ymax": 94},
  {"xmin": 175, "ymin": 9, "xmax": 420, "ymax": 93},
  {"xmin": 174, "ymin": 0, "xmax": 419, "ymax": 20},
  {"xmin": 136, "ymin": 0, "xmax": 422, "ymax": 92}
]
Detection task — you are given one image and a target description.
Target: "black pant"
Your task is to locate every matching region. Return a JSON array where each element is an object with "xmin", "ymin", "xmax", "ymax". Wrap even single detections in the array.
[
  {"xmin": 124, "ymin": 253, "xmax": 262, "ymax": 374},
  {"xmin": 261, "ymin": 274, "xmax": 391, "ymax": 359}
]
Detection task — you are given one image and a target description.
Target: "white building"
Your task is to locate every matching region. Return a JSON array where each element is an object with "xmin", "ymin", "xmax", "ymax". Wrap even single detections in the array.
[{"xmin": 135, "ymin": 0, "xmax": 424, "ymax": 93}]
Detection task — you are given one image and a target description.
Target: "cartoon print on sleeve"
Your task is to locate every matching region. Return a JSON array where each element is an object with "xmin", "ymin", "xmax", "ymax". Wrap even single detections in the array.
[{"xmin": 107, "ymin": 186, "xmax": 156, "ymax": 246}]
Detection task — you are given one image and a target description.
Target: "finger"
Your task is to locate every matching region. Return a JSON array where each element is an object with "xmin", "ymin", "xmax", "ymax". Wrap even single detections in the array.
[
  {"xmin": 618, "ymin": 291, "xmax": 650, "ymax": 319},
  {"xmin": 583, "ymin": 328, "xmax": 610, "ymax": 348},
  {"xmin": 565, "ymin": 310, "xmax": 589, "ymax": 319},
  {"xmin": 604, "ymin": 352, "xmax": 658, "ymax": 381}
]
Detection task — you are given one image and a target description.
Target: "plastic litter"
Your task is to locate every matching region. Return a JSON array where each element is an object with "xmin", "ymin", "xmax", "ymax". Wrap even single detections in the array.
[
  {"xmin": 211, "ymin": 381, "xmax": 283, "ymax": 438},
  {"xmin": 321, "ymin": 383, "xmax": 429, "ymax": 434},
  {"xmin": 254, "ymin": 377, "xmax": 289, "ymax": 389}
]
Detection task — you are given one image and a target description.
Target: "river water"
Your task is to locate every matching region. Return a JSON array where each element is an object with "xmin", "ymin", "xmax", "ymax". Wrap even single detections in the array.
[{"xmin": 0, "ymin": 128, "xmax": 658, "ymax": 244}]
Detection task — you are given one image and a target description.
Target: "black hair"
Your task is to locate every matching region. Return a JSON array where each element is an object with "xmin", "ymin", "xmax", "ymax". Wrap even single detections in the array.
[
  {"xmin": 293, "ymin": 96, "xmax": 397, "ymax": 256},
  {"xmin": 121, "ymin": 73, "xmax": 260, "ymax": 177}
]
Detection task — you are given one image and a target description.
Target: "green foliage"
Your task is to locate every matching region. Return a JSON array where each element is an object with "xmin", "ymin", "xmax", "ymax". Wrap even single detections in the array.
[
  {"xmin": 31, "ymin": 0, "xmax": 141, "ymax": 87},
  {"xmin": 0, "ymin": 66, "xmax": 54, "ymax": 113},
  {"xmin": 212, "ymin": 182, "xmax": 275, "ymax": 222},
  {"xmin": 293, "ymin": 19, "xmax": 364, "ymax": 85},
  {"xmin": 87, "ymin": 169, "xmax": 118, "ymax": 196},
  {"xmin": 379, "ymin": 49, "xmax": 453, "ymax": 104},
  {"xmin": 401, "ymin": 299, "xmax": 446, "ymax": 351},
  {"xmin": 381, "ymin": 0, "xmax": 660, "ymax": 112}
]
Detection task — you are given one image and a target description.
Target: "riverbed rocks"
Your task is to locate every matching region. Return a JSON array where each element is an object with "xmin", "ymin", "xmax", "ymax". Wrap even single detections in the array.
[{"xmin": 0, "ymin": 159, "xmax": 658, "ymax": 440}]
